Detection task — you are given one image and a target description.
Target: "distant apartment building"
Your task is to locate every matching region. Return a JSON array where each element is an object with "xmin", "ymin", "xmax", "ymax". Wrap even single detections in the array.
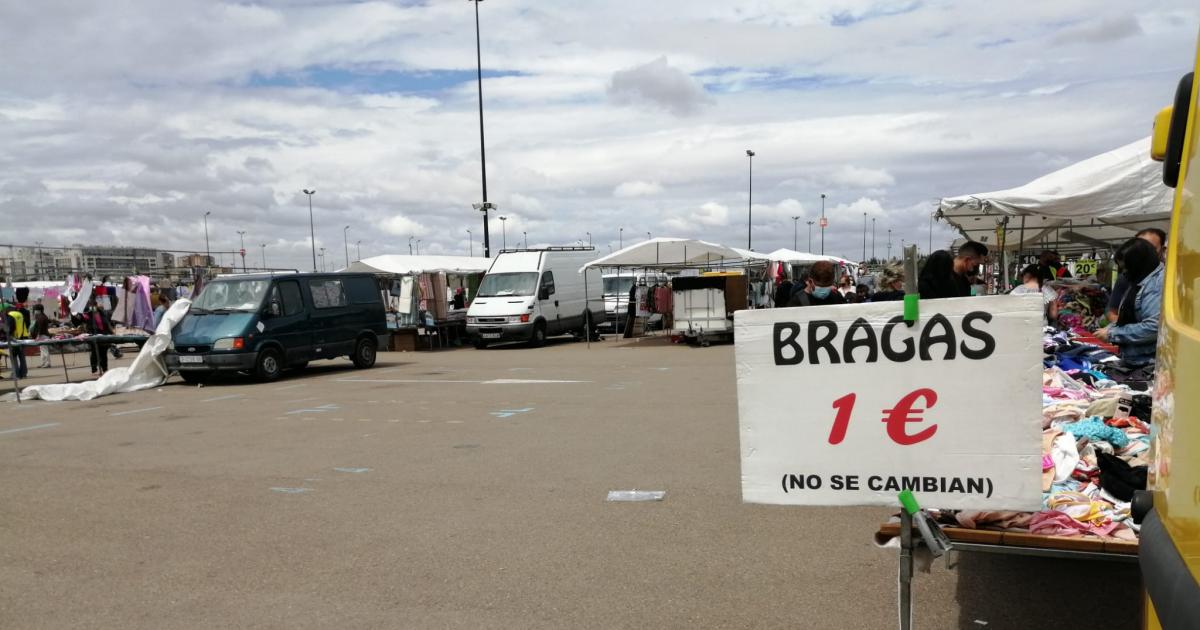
[{"xmin": 1, "ymin": 245, "xmax": 181, "ymax": 281}]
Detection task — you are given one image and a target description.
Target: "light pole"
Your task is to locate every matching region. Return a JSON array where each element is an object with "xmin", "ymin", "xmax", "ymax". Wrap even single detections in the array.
[
  {"xmin": 356, "ymin": 240, "xmax": 362, "ymax": 261},
  {"xmin": 498, "ymin": 216, "xmax": 507, "ymax": 250},
  {"xmin": 888, "ymin": 229, "xmax": 893, "ymax": 261},
  {"xmin": 319, "ymin": 247, "xmax": 326, "ymax": 272},
  {"xmin": 872, "ymin": 218, "xmax": 876, "ymax": 261},
  {"xmin": 523, "ymin": 231, "xmax": 528, "ymax": 249},
  {"xmin": 646, "ymin": 231, "xmax": 651, "ymax": 241},
  {"xmin": 237, "ymin": 230, "xmax": 247, "ymax": 272},
  {"xmin": 819, "ymin": 193, "xmax": 826, "ymax": 255},
  {"xmin": 469, "ymin": 0, "xmax": 491, "ymax": 258},
  {"xmin": 302, "ymin": 189, "xmax": 317, "ymax": 272},
  {"xmin": 806, "ymin": 221, "xmax": 814, "ymax": 252},
  {"xmin": 260, "ymin": 243, "xmax": 267, "ymax": 268},
  {"xmin": 586, "ymin": 231, "xmax": 591, "ymax": 246},
  {"xmin": 343, "ymin": 225, "xmax": 350, "ymax": 268},
  {"xmin": 619, "ymin": 227, "xmax": 623, "ymax": 249},
  {"xmin": 928, "ymin": 211, "xmax": 935, "ymax": 254},
  {"xmin": 862, "ymin": 212, "xmax": 867, "ymax": 262},
  {"xmin": 467, "ymin": 229, "xmax": 473, "ymax": 257},
  {"xmin": 408, "ymin": 236, "xmax": 414, "ymax": 255},
  {"xmin": 203, "ymin": 211, "xmax": 212, "ymax": 266},
  {"xmin": 745, "ymin": 149, "xmax": 755, "ymax": 249},
  {"xmin": 791, "ymin": 216, "xmax": 800, "ymax": 251},
  {"xmin": 416, "ymin": 240, "xmax": 421, "ymax": 255}
]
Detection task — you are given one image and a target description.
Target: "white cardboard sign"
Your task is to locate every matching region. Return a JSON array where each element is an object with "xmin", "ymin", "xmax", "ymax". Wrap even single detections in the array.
[{"xmin": 735, "ymin": 295, "xmax": 1044, "ymax": 511}]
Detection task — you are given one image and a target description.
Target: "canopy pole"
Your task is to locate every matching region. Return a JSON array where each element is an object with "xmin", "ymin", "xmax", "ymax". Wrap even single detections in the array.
[{"xmin": 1018, "ymin": 215, "xmax": 1027, "ymax": 270}]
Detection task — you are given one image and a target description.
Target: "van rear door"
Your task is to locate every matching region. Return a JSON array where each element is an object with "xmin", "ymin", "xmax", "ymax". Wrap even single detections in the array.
[{"xmin": 305, "ymin": 277, "xmax": 353, "ymax": 358}]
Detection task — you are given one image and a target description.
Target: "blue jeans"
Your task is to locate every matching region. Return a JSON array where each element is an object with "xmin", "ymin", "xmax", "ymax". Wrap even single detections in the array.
[{"xmin": 10, "ymin": 345, "xmax": 27, "ymax": 378}]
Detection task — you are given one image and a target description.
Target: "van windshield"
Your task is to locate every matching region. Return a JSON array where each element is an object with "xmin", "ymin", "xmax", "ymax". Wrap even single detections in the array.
[
  {"xmin": 193, "ymin": 279, "xmax": 271, "ymax": 312},
  {"xmin": 478, "ymin": 272, "xmax": 538, "ymax": 297},
  {"xmin": 603, "ymin": 276, "xmax": 635, "ymax": 295}
]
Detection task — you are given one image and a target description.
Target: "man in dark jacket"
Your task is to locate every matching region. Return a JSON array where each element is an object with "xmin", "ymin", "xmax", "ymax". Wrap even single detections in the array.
[
  {"xmin": 788, "ymin": 261, "xmax": 846, "ymax": 307},
  {"xmin": 29, "ymin": 304, "xmax": 53, "ymax": 369},
  {"xmin": 919, "ymin": 241, "xmax": 987, "ymax": 299}
]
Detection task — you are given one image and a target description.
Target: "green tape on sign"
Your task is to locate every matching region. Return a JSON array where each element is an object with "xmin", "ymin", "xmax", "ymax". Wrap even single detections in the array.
[
  {"xmin": 898, "ymin": 489, "xmax": 920, "ymax": 514},
  {"xmin": 903, "ymin": 294, "xmax": 919, "ymax": 323}
]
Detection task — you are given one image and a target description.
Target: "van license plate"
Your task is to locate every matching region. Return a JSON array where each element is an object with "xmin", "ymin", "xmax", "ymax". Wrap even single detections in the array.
[
  {"xmin": 482, "ymin": 333, "xmax": 501, "ymax": 339},
  {"xmin": 179, "ymin": 355, "xmax": 204, "ymax": 364}
]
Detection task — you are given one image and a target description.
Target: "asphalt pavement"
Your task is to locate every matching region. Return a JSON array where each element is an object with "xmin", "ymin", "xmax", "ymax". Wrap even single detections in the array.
[{"xmin": 0, "ymin": 337, "xmax": 1140, "ymax": 629}]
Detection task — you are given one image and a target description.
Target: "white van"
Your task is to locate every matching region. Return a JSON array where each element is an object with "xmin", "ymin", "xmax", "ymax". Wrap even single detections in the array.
[{"xmin": 466, "ymin": 247, "xmax": 604, "ymax": 348}]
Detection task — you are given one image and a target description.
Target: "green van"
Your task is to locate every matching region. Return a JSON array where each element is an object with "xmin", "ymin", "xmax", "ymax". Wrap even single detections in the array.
[{"xmin": 164, "ymin": 272, "xmax": 389, "ymax": 383}]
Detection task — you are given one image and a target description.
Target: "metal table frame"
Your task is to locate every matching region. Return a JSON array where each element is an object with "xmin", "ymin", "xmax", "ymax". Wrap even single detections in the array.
[{"xmin": 895, "ymin": 511, "xmax": 1138, "ymax": 630}]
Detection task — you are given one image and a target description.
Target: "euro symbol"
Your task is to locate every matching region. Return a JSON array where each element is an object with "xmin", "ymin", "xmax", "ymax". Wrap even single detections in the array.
[{"xmin": 881, "ymin": 388, "xmax": 938, "ymax": 446}]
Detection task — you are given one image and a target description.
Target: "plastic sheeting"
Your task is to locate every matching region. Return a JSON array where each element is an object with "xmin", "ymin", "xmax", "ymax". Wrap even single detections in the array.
[
  {"xmin": 3, "ymin": 299, "xmax": 191, "ymax": 402},
  {"xmin": 938, "ymin": 137, "xmax": 1173, "ymax": 251}
]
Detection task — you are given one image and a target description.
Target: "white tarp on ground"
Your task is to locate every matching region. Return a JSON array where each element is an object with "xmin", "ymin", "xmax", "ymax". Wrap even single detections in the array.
[
  {"xmin": 938, "ymin": 137, "xmax": 1173, "ymax": 250},
  {"xmin": 581, "ymin": 237, "xmax": 745, "ymax": 271},
  {"xmin": 340, "ymin": 255, "xmax": 492, "ymax": 275},
  {"xmin": 2, "ymin": 299, "xmax": 191, "ymax": 402}
]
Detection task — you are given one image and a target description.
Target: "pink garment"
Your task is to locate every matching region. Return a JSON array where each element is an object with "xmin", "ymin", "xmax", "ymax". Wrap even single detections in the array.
[{"xmin": 1029, "ymin": 511, "xmax": 1091, "ymax": 536}]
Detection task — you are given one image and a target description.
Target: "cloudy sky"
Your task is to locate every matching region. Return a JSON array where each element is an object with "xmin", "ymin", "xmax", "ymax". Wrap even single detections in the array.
[{"xmin": 1, "ymin": 1, "xmax": 1197, "ymax": 270}]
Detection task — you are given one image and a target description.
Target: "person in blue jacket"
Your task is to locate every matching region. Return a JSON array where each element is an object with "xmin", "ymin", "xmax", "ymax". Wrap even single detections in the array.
[{"xmin": 1096, "ymin": 238, "xmax": 1164, "ymax": 366}]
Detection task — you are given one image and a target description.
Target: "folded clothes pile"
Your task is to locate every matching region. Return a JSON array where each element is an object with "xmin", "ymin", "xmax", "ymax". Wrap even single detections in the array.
[{"xmin": 939, "ymin": 359, "xmax": 1152, "ymax": 542}]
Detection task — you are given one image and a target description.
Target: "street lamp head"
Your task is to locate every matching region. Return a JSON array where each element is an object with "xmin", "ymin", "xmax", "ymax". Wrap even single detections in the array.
[
  {"xmin": 499, "ymin": 215, "xmax": 507, "ymax": 221},
  {"xmin": 472, "ymin": 202, "xmax": 495, "ymax": 211},
  {"xmin": 746, "ymin": 149, "xmax": 755, "ymax": 157},
  {"xmin": 205, "ymin": 211, "xmax": 211, "ymax": 216},
  {"xmin": 303, "ymin": 189, "xmax": 315, "ymax": 195}
]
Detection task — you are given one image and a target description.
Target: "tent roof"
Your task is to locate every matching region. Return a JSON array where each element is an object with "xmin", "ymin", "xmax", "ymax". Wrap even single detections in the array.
[
  {"xmin": 580, "ymin": 237, "xmax": 746, "ymax": 271},
  {"xmin": 938, "ymin": 137, "xmax": 1173, "ymax": 251},
  {"xmin": 341, "ymin": 255, "xmax": 491, "ymax": 276}
]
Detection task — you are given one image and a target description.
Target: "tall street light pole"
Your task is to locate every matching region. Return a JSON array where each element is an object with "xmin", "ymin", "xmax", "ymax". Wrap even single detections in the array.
[
  {"xmin": 646, "ymin": 231, "xmax": 651, "ymax": 241},
  {"xmin": 416, "ymin": 240, "xmax": 421, "ymax": 255},
  {"xmin": 237, "ymin": 230, "xmax": 247, "ymax": 272},
  {"xmin": 467, "ymin": 229, "xmax": 473, "ymax": 257},
  {"xmin": 586, "ymin": 231, "xmax": 591, "ymax": 246},
  {"xmin": 498, "ymin": 216, "xmax": 508, "ymax": 250},
  {"xmin": 203, "ymin": 211, "xmax": 212, "ymax": 266},
  {"xmin": 408, "ymin": 236, "xmax": 414, "ymax": 255},
  {"xmin": 888, "ymin": 229, "xmax": 893, "ymax": 261},
  {"xmin": 260, "ymin": 243, "xmax": 267, "ymax": 269},
  {"xmin": 302, "ymin": 189, "xmax": 317, "ymax": 272},
  {"xmin": 619, "ymin": 227, "xmax": 623, "ymax": 249},
  {"xmin": 791, "ymin": 216, "xmax": 800, "ymax": 251},
  {"xmin": 356, "ymin": 240, "xmax": 362, "ymax": 261},
  {"xmin": 319, "ymin": 247, "xmax": 326, "ymax": 272},
  {"xmin": 819, "ymin": 193, "xmax": 826, "ymax": 255},
  {"xmin": 470, "ymin": 0, "xmax": 491, "ymax": 258},
  {"xmin": 745, "ymin": 149, "xmax": 755, "ymax": 250},
  {"xmin": 871, "ymin": 218, "xmax": 876, "ymax": 261},
  {"xmin": 862, "ymin": 212, "xmax": 867, "ymax": 263},
  {"xmin": 343, "ymin": 225, "xmax": 351, "ymax": 269},
  {"xmin": 806, "ymin": 221, "xmax": 814, "ymax": 252},
  {"xmin": 523, "ymin": 231, "xmax": 528, "ymax": 249}
]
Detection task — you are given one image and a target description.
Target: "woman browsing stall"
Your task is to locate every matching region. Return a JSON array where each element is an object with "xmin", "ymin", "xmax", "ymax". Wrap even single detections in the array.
[{"xmin": 1094, "ymin": 238, "xmax": 1164, "ymax": 365}]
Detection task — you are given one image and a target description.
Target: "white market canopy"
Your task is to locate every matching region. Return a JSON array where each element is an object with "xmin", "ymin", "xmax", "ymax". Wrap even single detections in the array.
[
  {"xmin": 938, "ymin": 137, "xmax": 1173, "ymax": 252},
  {"xmin": 340, "ymin": 255, "xmax": 492, "ymax": 276},
  {"xmin": 579, "ymin": 237, "xmax": 747, "ymax": 271}
]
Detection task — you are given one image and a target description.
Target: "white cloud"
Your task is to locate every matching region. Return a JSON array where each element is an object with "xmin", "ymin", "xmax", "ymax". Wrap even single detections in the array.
[
  {"xmin": 607, "ymin": 56, "xmax": 712, "ymax": 116},
  {"xmin": 827, "ymin": 165, "xmax": 895, "ymax": 189},
  {"xmin": 613, "ymin": 180, "xmax": 663, "ymax": 197},
  {"xmin": 380, "ymin": 215, "xmax": 427, "ymax": 238}
]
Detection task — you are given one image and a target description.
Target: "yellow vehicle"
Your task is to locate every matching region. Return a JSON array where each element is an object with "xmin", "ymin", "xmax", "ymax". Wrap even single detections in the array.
[{"xmin": 1143, "ymin": 28, "xmax": 1200, "ymax": 630}]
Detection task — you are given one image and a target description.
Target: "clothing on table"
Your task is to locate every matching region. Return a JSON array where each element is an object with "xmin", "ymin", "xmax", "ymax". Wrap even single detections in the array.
[
  {"xmin": 1107, "ymin": 264, "xmax": 1164, "ymax": 366},
  {"xmin": 1058, "ymin": 416, "xmax": 1131, "ymax": 449}
]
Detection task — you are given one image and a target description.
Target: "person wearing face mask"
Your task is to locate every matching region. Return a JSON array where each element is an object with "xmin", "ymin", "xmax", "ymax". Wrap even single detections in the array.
[
  {"xmin": 1095, "ymin": 238, "xmax": 1164, "ymax": 366},
  {"xmin": 787, "ymin": 261, "xmax": 846, "ymax": 307},
  {"xmin": 1105, "ymin": 228, "xmax": 1166, "ymax": 323},
  {"xmin": 919, "ymin": 241, "xmax": 988, "ymax": 299}
]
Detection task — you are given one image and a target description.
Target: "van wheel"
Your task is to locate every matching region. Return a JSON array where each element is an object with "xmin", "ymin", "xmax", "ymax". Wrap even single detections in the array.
[
  {"xmin": 255, "ymin": 348, "xmax": 283, "ymax": 381},
  {"xmin": 529, "ymin": 322, "xmax": 547, "ymax": 348},
  {"xmin": 352, "ymin": 337, "xmax": 377, "ymax": 368}
]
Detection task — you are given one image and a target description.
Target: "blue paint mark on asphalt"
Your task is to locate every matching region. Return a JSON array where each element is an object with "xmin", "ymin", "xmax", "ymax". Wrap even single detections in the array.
[{"xmin": 490, "ymin": 407, "xmax": 534, "ymax": 419}]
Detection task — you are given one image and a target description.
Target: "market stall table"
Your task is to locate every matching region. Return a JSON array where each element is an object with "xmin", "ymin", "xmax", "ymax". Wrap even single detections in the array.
[{"xmin": 2, "ymin": 334, "xmax": 152, "ymax": 396}]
